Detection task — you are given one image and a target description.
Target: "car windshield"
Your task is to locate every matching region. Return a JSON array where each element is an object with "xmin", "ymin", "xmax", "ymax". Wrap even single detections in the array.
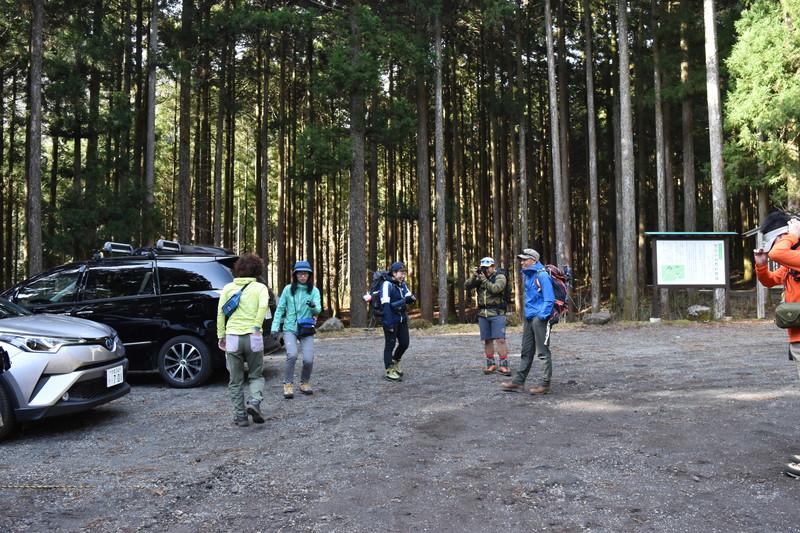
[{"xmin": 0, "ymin": 297, "xmax": 32, "ymax": 318}]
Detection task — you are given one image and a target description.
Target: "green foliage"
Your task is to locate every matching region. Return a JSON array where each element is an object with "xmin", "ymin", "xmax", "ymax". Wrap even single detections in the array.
[
  {"xmin": 296, "ymin": 124, "xmax": 352, "ymax": 182},
  {"xmin": 370, "ymin": 97, "xmax": 416, "ymax": 147},
  {"xmin": 726, "ymin": 0, "xmax": 800, "ymax": 195}
]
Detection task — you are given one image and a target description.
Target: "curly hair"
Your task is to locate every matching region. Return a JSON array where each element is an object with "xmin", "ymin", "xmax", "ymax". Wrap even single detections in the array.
[{"xmin": 233, "ymin": 253, "xmax": 264, "ymax": 278}]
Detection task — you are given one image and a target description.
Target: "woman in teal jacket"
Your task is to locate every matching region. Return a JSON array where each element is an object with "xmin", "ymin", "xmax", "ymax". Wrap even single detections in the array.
[{"xmin": 271, "ymin": 260, "xmax": 322, "ymax": 398}]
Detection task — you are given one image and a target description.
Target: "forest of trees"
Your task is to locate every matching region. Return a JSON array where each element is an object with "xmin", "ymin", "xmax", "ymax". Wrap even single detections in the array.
[{"xmin": 1, "ymin": 0, "xmax": 798, "ymax": 325}]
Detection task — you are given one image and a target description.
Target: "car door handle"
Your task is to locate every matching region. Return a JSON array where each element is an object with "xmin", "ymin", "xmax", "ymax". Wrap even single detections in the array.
[{"xmin": 75, "ymin": 310, "xmax": 93, "ymax": 316}]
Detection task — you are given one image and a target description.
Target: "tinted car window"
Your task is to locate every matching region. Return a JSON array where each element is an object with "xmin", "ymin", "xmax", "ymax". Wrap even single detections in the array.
[
  {"xmin": 0, "ymin": 297, "xmax": 30, "ymax": 318},
  {"xmin": 158, "ymin": 262, "xmax": 232, "ymax": 294},
  {"xmin": 14, "ymin": 267, "xmax": 83, "ymax": 306},
  {"xmin": 83, "ymin": 265, "xmax": 155, "ymax": 300}
]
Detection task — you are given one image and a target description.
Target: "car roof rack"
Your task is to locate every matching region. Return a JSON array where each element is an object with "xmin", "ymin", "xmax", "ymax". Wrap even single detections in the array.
[
  {"xmin": 156, "ymin": 239, "xmax": 182, "ymax": 253},
  {"xmin": 97, "ymin": 240, "xmax": 233, "ymax": 258},
  {"xmin": 103, "ymin": 242, "xmax": 136, "ymax": 255},
  {"xmin": 152, "ymin": 240, "xmax": 233, "ymax": 256}
]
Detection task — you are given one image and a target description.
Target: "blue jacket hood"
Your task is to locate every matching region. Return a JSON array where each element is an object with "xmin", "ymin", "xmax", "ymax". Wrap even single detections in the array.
[{"xmin": 522, "ymin": 262, "xmax": 555, "ymax": 321}]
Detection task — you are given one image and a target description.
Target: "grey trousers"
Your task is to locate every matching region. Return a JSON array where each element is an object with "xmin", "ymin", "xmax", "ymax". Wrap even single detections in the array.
[
  {"xmin": 284, "ymin": 331, "xmax": 315, "ymax": 384},
  {"xmin": 226, "ymin": 334, "xmax": 265, "ymax": 417},
  {"xmin": 513, "ymin": 317, "xmax": 552, "ymax": 386}
]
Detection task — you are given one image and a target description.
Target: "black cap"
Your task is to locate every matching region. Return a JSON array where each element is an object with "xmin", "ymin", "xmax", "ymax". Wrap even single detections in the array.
[{"xmin": 761, "ymin": 212, "xmax": 791, "ymax": 251}]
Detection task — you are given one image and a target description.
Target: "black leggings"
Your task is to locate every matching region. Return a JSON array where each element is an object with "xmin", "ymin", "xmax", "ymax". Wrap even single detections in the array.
[{"xmin": 383, "ymin": 321, "xmax": 410, "ymax": 368}]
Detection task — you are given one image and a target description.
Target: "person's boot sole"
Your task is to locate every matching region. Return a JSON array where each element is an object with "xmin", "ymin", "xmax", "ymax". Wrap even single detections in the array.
[
  {"xmin": 300, "ymin": 389, "xmax": 313, "ymax": 395},
  {"xmin": 246, "ymin": 404, "xmax": 265, "ymax": 424},
  {"xmin": 784, "ymin": 468, "xmax": 800, "ymax": 478}
]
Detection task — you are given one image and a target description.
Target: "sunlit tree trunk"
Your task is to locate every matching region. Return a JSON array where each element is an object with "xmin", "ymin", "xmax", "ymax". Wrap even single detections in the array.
[
  {"xmin": 618, "ymin": 0, "xmax": 638, "ymax": 320},
  {"xmin": 583, "ymin": 0, "xmax": 600, "ymax": 313},
  {"xmin": 545, "ymin": 0, "xmax": 566, "ymax": 267},
  {"xmin": 349, "ymin": 3, "xmax": 367, "ymax": 327},
  {"xmin": 653, "ymin": 0, "xmax": 668, "ymax": 315},
  {"xmin": 434, "ymin": 12, "xmax": 447, "ymax": 324},
  {"xmin": 416, "ymin": 13, "xmax": 433, "ymax": 322},
  {"xmin": 704, "ymin": 0, "xmax": 728, "ymax": 319},
  {"xmin": 143, "ymin": 0, "xmax": 158, "ymax": 245},
  {"xmin": 177, "ymin": 0, "xmax": 193, "ymax": 242}
]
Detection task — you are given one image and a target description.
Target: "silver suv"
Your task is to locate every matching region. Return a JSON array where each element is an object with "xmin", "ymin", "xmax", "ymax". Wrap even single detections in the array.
[{"xmin": 0, "ymin": 297, "xmax": 129, "ymax": 441}]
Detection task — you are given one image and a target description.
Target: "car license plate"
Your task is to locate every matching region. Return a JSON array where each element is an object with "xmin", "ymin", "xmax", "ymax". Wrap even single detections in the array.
[{"xmin": 106, "ymin": 365, "xmax": 124, "ymax": 388}]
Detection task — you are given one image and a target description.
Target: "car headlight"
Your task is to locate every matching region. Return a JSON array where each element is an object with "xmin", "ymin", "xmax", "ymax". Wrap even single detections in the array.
[{"xmin": 0, "ymin": 334, "xmax": 86, "ymax": 353}]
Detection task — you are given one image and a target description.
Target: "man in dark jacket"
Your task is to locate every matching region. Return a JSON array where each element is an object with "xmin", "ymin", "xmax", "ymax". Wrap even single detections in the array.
[
  {"xmin": 501, "ymin": 248, "xmax": 554, "ymax": 395},
  {"xmin": 381, "ymin": 261, "xmax": 416, "ymax": 382},
  {"xmin": 465, "ymin": 257, "xmax": 510, "ymax": 375}
]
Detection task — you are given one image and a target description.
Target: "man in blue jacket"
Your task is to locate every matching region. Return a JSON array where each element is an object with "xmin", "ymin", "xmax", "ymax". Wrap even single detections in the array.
[
  {"xmin": 501, "ymin": 248, "xmax": 555, "ymax": 394},
  {"xmin": 381, "ymin": 261, "xmax": 416, "ymax": 381}
]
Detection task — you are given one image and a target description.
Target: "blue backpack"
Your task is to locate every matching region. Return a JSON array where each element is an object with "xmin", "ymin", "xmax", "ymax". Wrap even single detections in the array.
[{"xmin": 222, "ymin": 282, "xmax": 252, "ymax": 322}]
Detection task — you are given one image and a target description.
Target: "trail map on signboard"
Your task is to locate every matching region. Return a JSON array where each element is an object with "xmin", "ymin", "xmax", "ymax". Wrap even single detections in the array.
[{"xmin": 655, "ymin": 239, "xmax": 727, "ymax": 286}]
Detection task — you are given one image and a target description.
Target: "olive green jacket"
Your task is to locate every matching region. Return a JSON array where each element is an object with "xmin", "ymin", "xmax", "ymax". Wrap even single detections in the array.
[{"xmin": 465, "ymin": 271, "xmax": 507, "ymax": 317}]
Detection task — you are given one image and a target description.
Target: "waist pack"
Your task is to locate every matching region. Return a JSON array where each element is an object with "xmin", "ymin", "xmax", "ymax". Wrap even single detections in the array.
[
  {"xmin": 222, "ymin": 282, "xmax": 252, "ymax": 322},
  {"xmin": 775, "ymin": 302, "xmax": 800, "ymax": 328},
  {"xmin": 297, "ymin": 317, "xmax": 317, "ymax": 338}
]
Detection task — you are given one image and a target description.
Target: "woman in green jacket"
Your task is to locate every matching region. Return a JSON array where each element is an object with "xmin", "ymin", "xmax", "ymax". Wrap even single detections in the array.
[
  {"xmin": 271, "ymin": 260, "xmax": 322, "ymax": 399},
  {"xmin": 217, "ymin": 253, "xmax": 271, "ymax": 427}
]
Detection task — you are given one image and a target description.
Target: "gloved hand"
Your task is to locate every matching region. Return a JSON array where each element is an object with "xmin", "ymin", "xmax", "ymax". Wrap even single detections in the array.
[
  {"xmin": 404, "ymin": 294, "xmax": 416, "ymax": 305},
  {"xmin": 270, "ymin": 332, "xmax": 280, "ymax": 342},
  {"xmin": 307, "ymin": 300, "xmax": 316, "ymax": 308}
]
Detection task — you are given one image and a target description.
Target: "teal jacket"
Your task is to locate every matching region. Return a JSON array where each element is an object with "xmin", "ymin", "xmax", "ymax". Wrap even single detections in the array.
[{"xmin": 271, "ymin": 283, "xmax": 322, "ymax": 334}]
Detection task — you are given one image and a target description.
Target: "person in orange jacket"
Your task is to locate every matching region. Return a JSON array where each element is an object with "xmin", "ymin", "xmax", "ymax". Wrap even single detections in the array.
[{"xmin": 755, "ymin": 213, "xmax": 800, "ymax": 477}]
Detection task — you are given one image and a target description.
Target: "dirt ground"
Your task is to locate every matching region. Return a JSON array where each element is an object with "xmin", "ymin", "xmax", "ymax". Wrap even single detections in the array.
[{"xmin": 2, "ymin": 320, "xmax": 800, "ymax": 532}]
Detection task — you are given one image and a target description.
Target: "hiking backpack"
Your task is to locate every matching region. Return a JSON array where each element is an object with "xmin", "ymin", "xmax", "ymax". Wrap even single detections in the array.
[
  {"xmin": 369, "ymin": 270, "xmax": 391, "ymax": 318},
  {"xmin": 535, "ymin": 265, "xmax": 571, "ymax": 324}
]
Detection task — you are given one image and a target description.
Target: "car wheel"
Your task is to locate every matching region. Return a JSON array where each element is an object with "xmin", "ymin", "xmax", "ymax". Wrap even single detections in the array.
[
  {"xmin": 0, "ymin": 383, "xmax": 16, "ymax": 441},
  {"xmin": 158, "ymin": 335, "xmax": 212, "ymax": 388}
]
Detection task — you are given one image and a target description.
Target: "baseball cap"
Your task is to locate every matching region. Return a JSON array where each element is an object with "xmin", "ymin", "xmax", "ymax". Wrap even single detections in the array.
[
  {"xmin": 479, "ymin": 257, "xmax": 495, "ymax": 267},
  {"xmin": 517, "ymin": 248, "xmax": 540, "ymax": 262},
  {"xmin": 761, "ymin": 212, "xmax": 792, "ymax": 252}
]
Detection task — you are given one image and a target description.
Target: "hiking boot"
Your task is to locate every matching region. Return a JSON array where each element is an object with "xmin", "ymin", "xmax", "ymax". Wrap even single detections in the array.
[
  {"xmin": 384, "ymin": 367, "xmax": 401, "ymax": 382},
  {"xmin": 391, "ymin": 359, "xmax": 404, "ymax": 377},
  {"xmin": 483, "ymin": 359, "xmax": 497, "ymax": 374},
  {"xmin": 790, "ymin": 454, "xmax": 800, "ymax": 464},
  {"xmin": 498, "ymin": 361, "xmax": 511, "ymax": 376},
  {"xmin": 784, "ymin": 462, "xmax": 800, "ymax": 478},
  {"xmin": 246, "ymin": 399, "xmax": 265, "ymax": 424},
  {"xmin": 528, "ymin": 384, "xmax": 552, "ymax": 395},
  {"xmin": 299, "ymin": 382, "xmax": 314, "ymax": 395},
  {"xmin": 233, "ymin": 415, "xmax": 250, "ymax": 427},
  {"xmin": 283, "ymin": 383, "xmax": 294, "ymax": 399},
  {"xmin": 500, "ymin": 381, "xmax": 523, "ymax": 392}
]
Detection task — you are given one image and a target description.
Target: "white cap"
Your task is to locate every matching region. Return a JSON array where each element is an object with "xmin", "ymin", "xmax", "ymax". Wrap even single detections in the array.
[{"xmin": 480, "ymin": 257, "xmax": 495, "ymax": 267}]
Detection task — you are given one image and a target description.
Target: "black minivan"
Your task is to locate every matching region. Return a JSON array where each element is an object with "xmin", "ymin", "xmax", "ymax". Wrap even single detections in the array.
[{"xmin": 1, "ymin": 241, "xmax": 280, "ymax": 388}]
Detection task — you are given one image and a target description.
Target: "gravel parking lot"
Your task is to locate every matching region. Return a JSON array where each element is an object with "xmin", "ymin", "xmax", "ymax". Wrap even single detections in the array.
[{"xmin": 2, "ymin": 320, "xmax": 800, "ymax": 532}]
